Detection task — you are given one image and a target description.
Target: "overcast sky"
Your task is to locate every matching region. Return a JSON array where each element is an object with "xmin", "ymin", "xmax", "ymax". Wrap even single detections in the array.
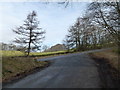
[{"xmin": 0, "ymin": 2, "xmax": 88, "ymax": 47}]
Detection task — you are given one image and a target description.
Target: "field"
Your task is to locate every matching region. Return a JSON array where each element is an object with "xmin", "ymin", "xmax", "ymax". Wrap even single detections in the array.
[
  {"xmin": 0, "ymin": 50, "xmax": 68, "ymax": 57},
  {"xmin": 0, "ymin": 51, "xmax": 24, "ymax": 57}
]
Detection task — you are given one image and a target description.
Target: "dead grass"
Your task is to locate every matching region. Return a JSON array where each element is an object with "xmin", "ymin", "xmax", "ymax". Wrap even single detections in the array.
[
  {"xmin": 2, "ymin": 56, "xmax": 49, "ymax": 82},
  {"xmin": 89, "ymin": 48, "xmax": 119, "ymax": 87},
  {"xmin": 89, "ymin": 48, "xmax": 119, "ymax": 70}
]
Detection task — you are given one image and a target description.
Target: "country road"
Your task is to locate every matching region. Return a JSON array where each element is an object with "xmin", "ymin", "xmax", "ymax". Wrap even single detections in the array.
[{"xmin": 3, "ymin": 48, "xmax": 111, "ymax": 88}]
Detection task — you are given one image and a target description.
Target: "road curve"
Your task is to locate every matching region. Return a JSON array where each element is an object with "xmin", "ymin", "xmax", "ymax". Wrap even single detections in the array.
[{"xmin": 3, "ymin": 49, "xmax": 110, "ymax": 88}]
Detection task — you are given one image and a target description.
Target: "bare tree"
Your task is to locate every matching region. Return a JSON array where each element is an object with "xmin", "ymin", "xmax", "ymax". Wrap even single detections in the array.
[
  {"xmin": 63, "ymin": 35, "xmax": 74, "ymax": 52},
  {"xmin": 63, "ymin": 13, "xmax": 114, "ymax": 51},
  {"xmin": 13, "ymin": 11, "xmax": 45, "ymax": 56},
  {"xmin": 88, "ymin": 2, "xmax": 120, "ymax": 45},
  {"xmin": 42, "ymin": 45, "xmax": 49, "ymax": 52},
  {"xmin": 60, "ymin": 1, "xmax": 118, "ymax": 51}
]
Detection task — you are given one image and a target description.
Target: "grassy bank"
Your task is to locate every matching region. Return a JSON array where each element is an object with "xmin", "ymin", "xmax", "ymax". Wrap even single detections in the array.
[
  {"xmin": 2, "ymin": 56, "xmax": 49, "ymax": 83},
  {"xmin": 89, "ymin": 48, "xmax": 119, "ymax": 70},
  {"xmin": 89, "ymin": 47, "xmax": 119, "ymax": 87}
]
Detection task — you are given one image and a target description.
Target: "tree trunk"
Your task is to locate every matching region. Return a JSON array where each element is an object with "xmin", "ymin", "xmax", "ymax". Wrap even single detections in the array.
[{"xmin": 27, "ymin": 29, "xmax": 32, "ymax": 56}]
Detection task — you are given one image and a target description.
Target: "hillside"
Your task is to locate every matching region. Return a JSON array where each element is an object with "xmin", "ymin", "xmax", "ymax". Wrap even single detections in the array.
[{"xmin": 45, "ymin": 44, "xmax": 66, "ymax": 52}]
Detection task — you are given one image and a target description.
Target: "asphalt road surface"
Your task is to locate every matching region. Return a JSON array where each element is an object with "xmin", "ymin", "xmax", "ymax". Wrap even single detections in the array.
[{"xmin": 3, "ymin": 49, "xmax": 110, "ymax": 88}]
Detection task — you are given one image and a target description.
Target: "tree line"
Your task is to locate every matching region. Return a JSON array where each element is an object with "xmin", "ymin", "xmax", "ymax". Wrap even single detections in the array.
[{"xmin": 63, "ymin": 2, "xmax": 119, "ymax": 51}]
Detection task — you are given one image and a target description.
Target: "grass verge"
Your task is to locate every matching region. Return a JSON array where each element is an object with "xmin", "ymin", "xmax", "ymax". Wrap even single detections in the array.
[
  {"xmin": 2, "ymin": 56, "xmax": 50, "ymax": 83},
  {"xmin": 89, "ymin": 48, "xmax": 119, "ymax": 70},
  {"xmin": 89, "ymin": 48, "xmax": 119, "ymax": 88}
]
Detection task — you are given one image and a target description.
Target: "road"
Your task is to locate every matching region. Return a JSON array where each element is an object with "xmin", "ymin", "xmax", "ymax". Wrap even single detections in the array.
[{"xmin": 3, "ymin": 49, "xmax": 110, "ymax": 88}]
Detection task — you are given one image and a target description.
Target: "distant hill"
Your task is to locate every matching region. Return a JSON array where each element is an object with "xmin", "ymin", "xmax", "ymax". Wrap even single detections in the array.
[{"xmin": 45, "ymin": 44, "xmax": 66, "ymax": 52}]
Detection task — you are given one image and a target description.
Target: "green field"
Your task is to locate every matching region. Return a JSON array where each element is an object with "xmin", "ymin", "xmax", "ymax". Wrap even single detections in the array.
[
  {"xmin": 0, "ymin": 51, "xmax": 24, "ymax": 57},
  {"xmin": 0, "ymin": 50, "xmax": 68, "ymax": 57}
]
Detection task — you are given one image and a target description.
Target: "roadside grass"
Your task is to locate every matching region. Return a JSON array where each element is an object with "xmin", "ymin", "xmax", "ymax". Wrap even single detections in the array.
[
  {"xmin": 89, "ymin": 48, "xmax": 119, "ymax": 71},
  {"xmin": 89, "ymin": 47, "xmax": 119, "ymax": 87},
  {"xmin": 112, "ymin": 47, "xmax": 120, "ymax": 54},
  {"xmin": 2, "ymin": 56, "xmax": 49, "ymax": 82}
]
